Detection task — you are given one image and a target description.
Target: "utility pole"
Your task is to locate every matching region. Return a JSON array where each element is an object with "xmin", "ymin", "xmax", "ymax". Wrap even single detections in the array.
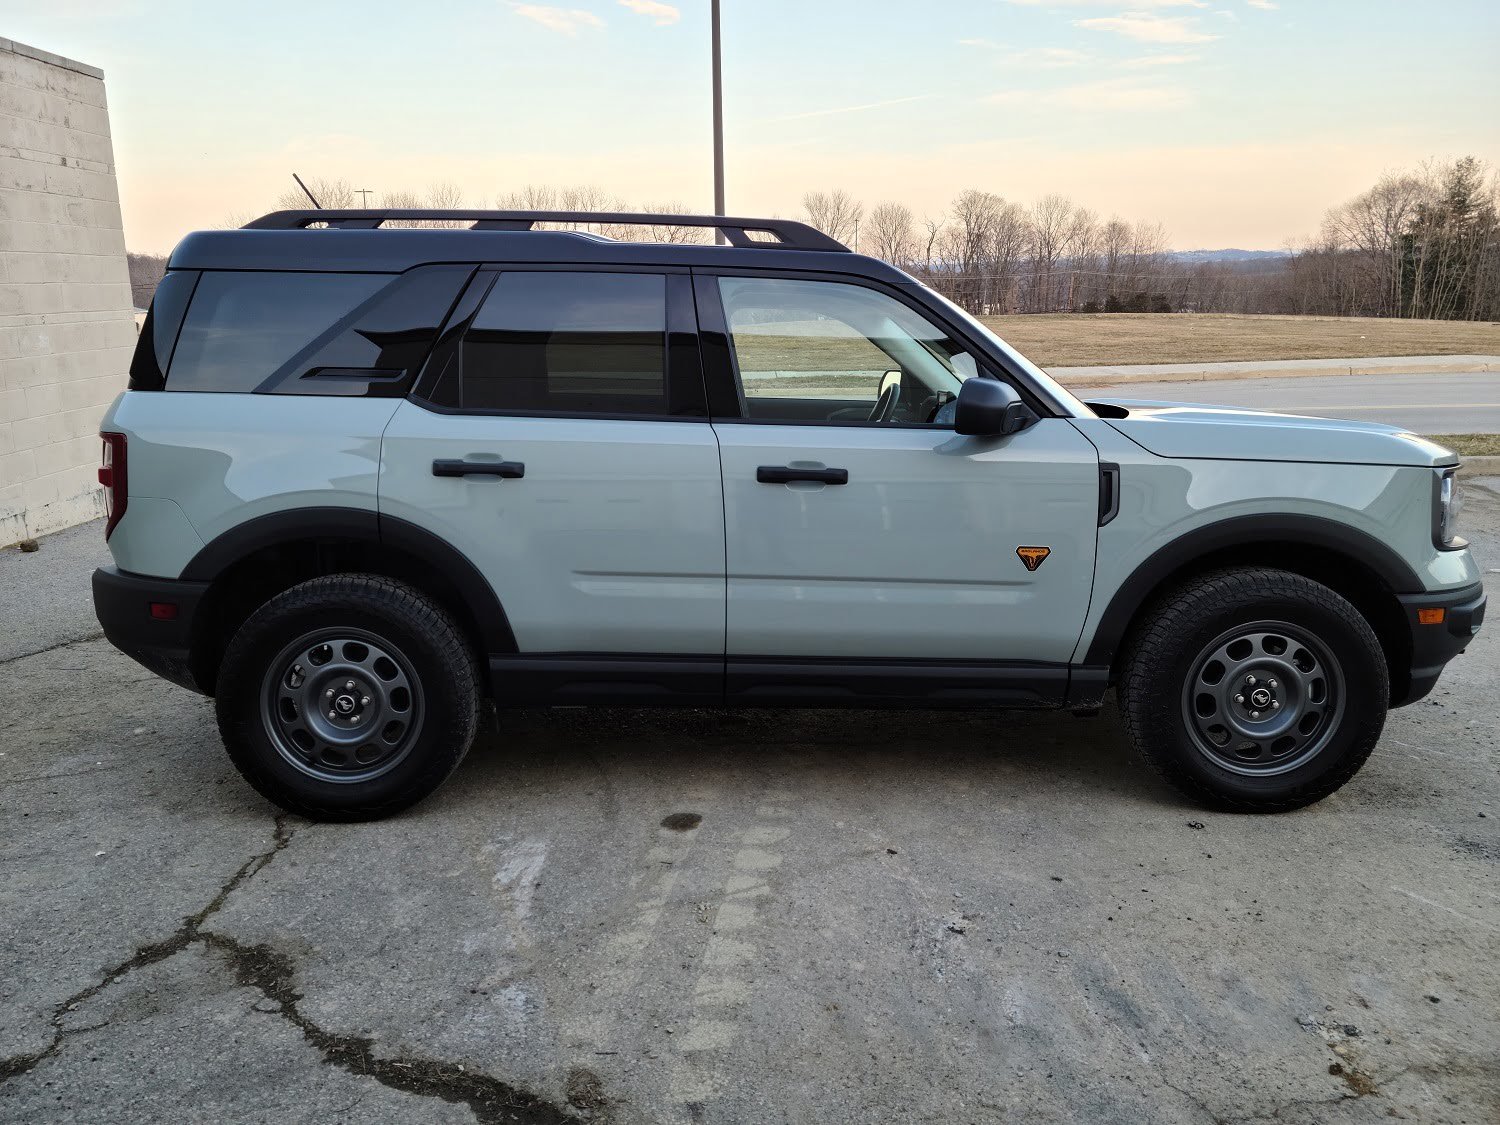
[
  {"xmin": 711, "ymin": 0, "xmax": 725, "ymax": 243},
  {"xmin": 853, "ymin": 218, "xmax": 859, "ymax": 253},
  {"xmin": 355, "ymin": 188, "xmax": 374, "ymax": 207}
]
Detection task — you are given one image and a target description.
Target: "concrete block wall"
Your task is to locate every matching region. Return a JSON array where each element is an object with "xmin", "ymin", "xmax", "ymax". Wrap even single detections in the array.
[{"xmin": 0, "ymin": 37, "xmax": 136, "ymax": 545}]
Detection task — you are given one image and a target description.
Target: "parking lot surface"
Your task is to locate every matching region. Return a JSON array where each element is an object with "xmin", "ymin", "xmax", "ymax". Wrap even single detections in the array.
[{"xmin": 2, "ymin": 485, "xmax": 1498, "ymax": 1124}]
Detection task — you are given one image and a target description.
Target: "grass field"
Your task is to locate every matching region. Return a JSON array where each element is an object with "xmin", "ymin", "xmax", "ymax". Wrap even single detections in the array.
[
  {"xmin": 977, "ymin": 313, "xmax": 1500, "ymax": 368},
  {"xmin": 1432, "ymin": 434, "xmax": 1500, "ymax": 457}
]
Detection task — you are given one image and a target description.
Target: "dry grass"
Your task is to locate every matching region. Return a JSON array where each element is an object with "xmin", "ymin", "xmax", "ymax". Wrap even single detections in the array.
[
  {"xmin": 977, "ymin": 313, "xmax": 1500, "ymax": 368},
  {"xmin": 1432, "ymin": 434, "xmax": 1500, "ymax": 457}
]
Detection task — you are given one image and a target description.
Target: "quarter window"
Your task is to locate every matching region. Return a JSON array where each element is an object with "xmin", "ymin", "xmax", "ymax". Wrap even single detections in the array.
[
  {"xmin": 167, "ymin": 272, "xmax": 388, "ymax": 392},
  {"xmin": 716, "ymin": 276, "xmax": 974, "ymax": 425},
  {"xmin": 458, "ymin": 272, "xmax": 668, "ymax": 415}
]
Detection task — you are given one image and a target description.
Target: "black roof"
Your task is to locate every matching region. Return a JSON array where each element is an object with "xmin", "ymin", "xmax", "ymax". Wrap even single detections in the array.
[{"xmin": 168, "ymin": 209, "xmax": 911, "ymax": 283}]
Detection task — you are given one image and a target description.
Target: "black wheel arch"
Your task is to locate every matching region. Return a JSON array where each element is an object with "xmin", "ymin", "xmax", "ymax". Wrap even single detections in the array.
[
  {"xmin": 1087, "ymin": 514, "xmax": 1420, "ymax": 702},
  {"xmin": 183, "ymin": 507, "xmax": 516, "ymax": 694}
]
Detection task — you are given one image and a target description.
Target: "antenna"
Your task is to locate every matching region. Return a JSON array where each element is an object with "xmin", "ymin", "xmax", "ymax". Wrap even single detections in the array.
[{"xmin": 291, "ymin": 173, "xmax": 321, "ymax": 208}]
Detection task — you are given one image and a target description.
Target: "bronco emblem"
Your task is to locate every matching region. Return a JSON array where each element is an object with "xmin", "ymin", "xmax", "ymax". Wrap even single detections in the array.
[{"xmin": 1016, "ymin": 546, "xmax": 1051, "ymax": 572}]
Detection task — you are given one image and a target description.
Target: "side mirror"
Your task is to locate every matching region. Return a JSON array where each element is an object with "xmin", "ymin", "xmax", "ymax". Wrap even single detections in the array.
[{"xmin": 954, "ymin": 378, "xmax": 1037, "ymax": 437}]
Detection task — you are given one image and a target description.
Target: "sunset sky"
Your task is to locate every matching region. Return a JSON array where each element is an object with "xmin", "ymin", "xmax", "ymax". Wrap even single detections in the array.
[{"xmin": 9, "ymin": 0, "xmax": 1499, "ymax": 253}]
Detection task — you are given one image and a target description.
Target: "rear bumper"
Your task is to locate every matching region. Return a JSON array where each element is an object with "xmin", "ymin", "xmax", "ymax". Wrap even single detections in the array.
[
  {"xmin": 1394, "ymin": 581, "xmax": 1486, "ymax": 706},
  {"xmin": 92, "ymin": 566, "xmax": 211, "ymax": 694}
]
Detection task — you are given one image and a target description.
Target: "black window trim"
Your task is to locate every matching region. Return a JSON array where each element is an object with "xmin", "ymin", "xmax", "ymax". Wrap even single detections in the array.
[
  {"xmin": 407, "ymin": 263, "xmax": 711, "ymax": 423},
  {"xmin": 691, "ymin": 265, "xmax": 1059, "ymax": 428}
]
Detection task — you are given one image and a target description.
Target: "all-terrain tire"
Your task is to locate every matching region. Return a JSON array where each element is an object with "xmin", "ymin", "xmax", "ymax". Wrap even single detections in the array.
[
  {"xmin": 216, "ymin": 574, "xmax": 480, "ymax": 821},
  {"xmin": 1118, "ymin": 567, "xmax": 1388, "ymax": 812}
]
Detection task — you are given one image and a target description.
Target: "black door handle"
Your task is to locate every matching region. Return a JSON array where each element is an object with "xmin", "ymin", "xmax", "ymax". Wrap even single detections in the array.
[
  {"xmin": 756, "ymin": 465, "xmax": 848, "ymax": 485},
  {"xmin": 432, "ymin": 459, "xmax": 525, "ymax": 479}
]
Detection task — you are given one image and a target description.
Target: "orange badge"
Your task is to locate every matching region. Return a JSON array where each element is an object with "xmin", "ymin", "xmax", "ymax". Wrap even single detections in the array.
[{"xmin": 1016, "ymin": 546, "xmax": 1051, "ymax": 572}]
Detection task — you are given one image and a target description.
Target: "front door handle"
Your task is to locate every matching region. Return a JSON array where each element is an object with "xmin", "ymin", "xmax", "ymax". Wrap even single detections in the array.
[
  {"xmin": 432, "ymin": 459, "xmax": 525, "ymax": 479},
  {"xmin": 756, "ymin": 465, "xmax": 849, "ymax": 485}
]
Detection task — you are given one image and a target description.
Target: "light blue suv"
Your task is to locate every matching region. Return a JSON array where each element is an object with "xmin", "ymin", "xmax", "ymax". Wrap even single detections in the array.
[{"xmin": 92, "ymin": 209, "xmax": 1485, "ymax": 820}]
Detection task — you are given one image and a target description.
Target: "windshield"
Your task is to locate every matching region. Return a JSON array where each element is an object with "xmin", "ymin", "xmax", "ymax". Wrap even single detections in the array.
[{"xmin": 912, "ymin": 285, "xmax": 1097, "ymax": 419}]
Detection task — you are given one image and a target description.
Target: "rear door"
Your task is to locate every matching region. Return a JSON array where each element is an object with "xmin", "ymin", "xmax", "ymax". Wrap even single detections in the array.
[
  {"xmin": 380, "ymin": 269, "xmax": 725, "ymax": 681},
  {"xmin": 696, "ymin": 271, "xmax": 1100, "ymax": 696}
]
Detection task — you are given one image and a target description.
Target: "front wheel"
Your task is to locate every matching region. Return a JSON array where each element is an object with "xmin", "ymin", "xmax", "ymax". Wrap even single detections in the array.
[
  {"xmin": 1119, "ymin": 567, "xmax": 1389, "ymax": 812},
  {"xmin": 216, "ymin": 575, "xmax": 480, "ymax": 821}
]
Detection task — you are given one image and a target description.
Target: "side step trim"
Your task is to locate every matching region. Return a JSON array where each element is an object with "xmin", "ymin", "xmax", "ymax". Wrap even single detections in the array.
[{"xmin": 489, "ymin": 654, "xmax": 1076, "ymax": 710}]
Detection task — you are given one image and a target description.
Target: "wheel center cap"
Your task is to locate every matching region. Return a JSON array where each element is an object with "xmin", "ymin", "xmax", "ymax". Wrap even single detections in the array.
[
  {"xmin": 1249, "ymin": 687, "xmax": 1273, "ymax": 709},
  {"xmin": 334, "ymin": 694, "xmax": 357, "ymax": 715}
]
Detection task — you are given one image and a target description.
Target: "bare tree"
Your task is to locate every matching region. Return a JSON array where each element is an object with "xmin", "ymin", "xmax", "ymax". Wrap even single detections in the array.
[
  {"xmin": 802, "ymin": 189, "xmax": 864, "ymax": 245},
  {"xmin": 865, "ymin": 202, "xmax": 916, "ymax": 266}
]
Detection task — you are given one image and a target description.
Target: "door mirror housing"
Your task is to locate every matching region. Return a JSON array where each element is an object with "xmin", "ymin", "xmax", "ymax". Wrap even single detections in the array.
[{"xmin": 954, "ymin": 377, "xmax": 1037, "ymax": 436}]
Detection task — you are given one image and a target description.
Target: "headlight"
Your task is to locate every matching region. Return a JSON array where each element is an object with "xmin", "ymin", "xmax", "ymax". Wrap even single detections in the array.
[{"xmin": 1434, "ymin": 469, "xmax": 1464, "ymax": 549}]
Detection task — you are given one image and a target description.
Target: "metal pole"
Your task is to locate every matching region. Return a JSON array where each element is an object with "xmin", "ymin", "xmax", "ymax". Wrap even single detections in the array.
[{"xmin": 711, "ymin": 0, "xmax": 726, "ymax": 243}]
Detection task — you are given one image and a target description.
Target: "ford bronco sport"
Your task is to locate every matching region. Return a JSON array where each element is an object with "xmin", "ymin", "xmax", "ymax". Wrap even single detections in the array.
[{"xmin": 93, "ymin": 209, "xmax": 1486, "ymax": 820}]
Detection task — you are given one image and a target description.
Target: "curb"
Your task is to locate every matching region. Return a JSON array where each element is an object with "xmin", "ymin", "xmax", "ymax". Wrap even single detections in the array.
[
  {"xmin": 1049, "ymin": 355, "xmax": 1500, "ymax": 387},
  {"xmin": 1459, "ymin": 456, "xmax": 1500, "ymax": 476}
]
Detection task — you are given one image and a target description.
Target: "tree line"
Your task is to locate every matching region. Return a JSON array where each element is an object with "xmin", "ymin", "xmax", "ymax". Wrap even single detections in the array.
[{"xmin": 127, "ymin": 157, "xmax": 1498, "ymax": 321}]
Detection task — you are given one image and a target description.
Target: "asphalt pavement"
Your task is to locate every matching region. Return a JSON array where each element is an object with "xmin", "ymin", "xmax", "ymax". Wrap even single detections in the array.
[
  {"xmin": 1072, "ymin": 370, "xmax": 1500, "ymax": 435},
  {"xmin": 2, "ymin": 494, "xmax": 1498, "ymax": 1122}
]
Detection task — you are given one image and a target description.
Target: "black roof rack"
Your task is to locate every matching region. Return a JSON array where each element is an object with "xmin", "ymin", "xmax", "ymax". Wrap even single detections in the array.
[{"xmin": 241, "ymin": 209, "xmax": 849, "ymax": 252}]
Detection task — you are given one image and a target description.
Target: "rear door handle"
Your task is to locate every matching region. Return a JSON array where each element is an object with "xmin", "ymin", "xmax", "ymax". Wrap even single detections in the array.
[
  {"xmin": 432, "ymin": 459, "xmax": 525, "ymax": 479},
  {"xmin": 756, "ymin": 465, "xmax": 848, "ymax": 485}
]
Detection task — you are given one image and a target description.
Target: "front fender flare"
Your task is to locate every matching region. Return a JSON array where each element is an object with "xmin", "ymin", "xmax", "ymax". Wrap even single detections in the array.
[{"xmin": 1080, "ymin": 513, "xmax": 1422, "ymax": 670}]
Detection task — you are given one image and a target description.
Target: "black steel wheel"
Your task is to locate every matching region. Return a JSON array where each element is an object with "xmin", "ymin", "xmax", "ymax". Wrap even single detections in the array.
[
  {"xmin": 261, "ymin": 628, "xmax": 424, "ymax": 784},
  {"xmin": 1180, "ymin": 621, "xmax": 1346, "ymax": 776},
  {"xmin": 1120, "ymin": 567, "xmax": 1388, "ymax": 812}
]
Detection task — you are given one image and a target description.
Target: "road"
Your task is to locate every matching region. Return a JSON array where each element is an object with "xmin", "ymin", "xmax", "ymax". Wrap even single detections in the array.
[
  {"xmin": 2, "ymin": 493, "xmax": 1498, "ymax": 1123},
  {"xmin": 1073, "ymin": 369, "xmax": 1500, "ymax": 434}
]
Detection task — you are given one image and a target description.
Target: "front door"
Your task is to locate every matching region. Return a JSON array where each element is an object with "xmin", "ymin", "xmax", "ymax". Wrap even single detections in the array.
[{"xmin": 698, "ymin": 272, "xmax": 1100, "ymax": 697}]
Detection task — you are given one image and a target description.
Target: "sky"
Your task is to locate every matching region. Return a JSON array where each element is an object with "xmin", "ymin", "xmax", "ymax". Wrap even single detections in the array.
[{"xmin": 6, "ymin": 0, "xmax": 1498, "ymax": 253}]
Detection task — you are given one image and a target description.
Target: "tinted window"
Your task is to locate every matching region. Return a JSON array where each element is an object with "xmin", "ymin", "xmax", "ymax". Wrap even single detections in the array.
[
  {"xmin": 459, "ymin": 272, "xmax": 667, "ymax": 414},
  {"xmin": 167, "ymin": 272, "xmax": 388, "ymax": 392}
]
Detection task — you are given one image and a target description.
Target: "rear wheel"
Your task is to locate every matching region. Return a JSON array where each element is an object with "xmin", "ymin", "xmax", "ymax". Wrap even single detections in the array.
[
  {"xmin": 1119, "ymin": 567, "xmax": 1388, "ymax": 812},
  {"xmin": 216, "ymin": 575, "xmax": 479, "ymax": 821}
]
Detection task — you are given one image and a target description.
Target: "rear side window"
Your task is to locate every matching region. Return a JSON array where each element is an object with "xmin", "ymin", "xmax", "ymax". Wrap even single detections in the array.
[
  {"xmin": 457, "ymin": 272, "xmax": 668, "ymax": 415},
  {"xmin": 168, "ymin": 272, "xmax": 387, "ymax": 392}
]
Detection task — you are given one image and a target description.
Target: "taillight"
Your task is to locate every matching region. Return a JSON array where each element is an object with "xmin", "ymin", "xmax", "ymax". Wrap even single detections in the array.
[{"xmin": 99, "ymin": 432, "xmax": 128, "ymax": 539}]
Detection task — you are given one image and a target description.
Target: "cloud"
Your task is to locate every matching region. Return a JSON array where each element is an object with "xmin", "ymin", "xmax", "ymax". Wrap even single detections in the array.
[
  {"xmin": 1246, "ymin": 0, "xmax": 1278, "ymax": 8},
  {"xmin": 958, "ymin": 37, "xmax": 1005, "ymax": 48},
  {"xmin": 989, "ymin": 77, "xmax": 1191, "ymax": 110},
  {"xmin": 766, "ymin": 94, "xmax": 936, "ymax": 123},
  {"xmin": 510, "ymin": 3, "xmax": 605, "ymax": 35},
  {"xmin": 1120, "ymin": 52, "xmax": 1201, "ymax": 66},
  {"xmin": 1074, "ymin": 13, "xmax": 1220, "ymax": 43},
  {"xmin": 618, "ymin": 0, "xmax": 680, "ymax": 24}
]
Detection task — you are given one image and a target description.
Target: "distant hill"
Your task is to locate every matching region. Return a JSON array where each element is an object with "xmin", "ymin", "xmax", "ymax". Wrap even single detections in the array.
[{"xmin": 1169, "ymin": 249, "xmax": 1291, "ymax": 264}]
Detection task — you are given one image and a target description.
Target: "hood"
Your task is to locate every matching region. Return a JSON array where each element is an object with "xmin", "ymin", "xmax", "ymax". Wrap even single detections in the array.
[{"xmin": 1088, "ymin": 398, "xmax": 1459, "ymax": 468}]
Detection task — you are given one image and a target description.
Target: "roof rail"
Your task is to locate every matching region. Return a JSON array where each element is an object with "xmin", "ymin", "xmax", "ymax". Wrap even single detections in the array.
[{"xmin": 241, "ymin": 209, "xmax": 849, "ymax": 252}]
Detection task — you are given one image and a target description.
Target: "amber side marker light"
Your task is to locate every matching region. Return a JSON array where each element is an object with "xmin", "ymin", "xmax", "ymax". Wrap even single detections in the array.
[{"xmin": 1417, "ymin": 608, "xmax": 1446, "ymax": 625}]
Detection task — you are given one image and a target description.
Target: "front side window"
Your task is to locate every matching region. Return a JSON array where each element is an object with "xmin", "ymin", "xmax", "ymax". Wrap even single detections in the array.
[
  {"xmin": 716, "ymin": 276, "xmax": 973, "ymax": 424},
  {"xmin": 458, "ymin": 272, "xmax": 668, "ymax": 415}
]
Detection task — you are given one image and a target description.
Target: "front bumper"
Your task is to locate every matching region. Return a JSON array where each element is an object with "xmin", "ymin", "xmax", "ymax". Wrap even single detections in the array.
[
  {"xmin": 92, "ymin": 566, "xmax": 211, "ymax": 694},
  {"xmin": 1394, "ymin": 581, "xmax": 1486, "ymax": 706}
]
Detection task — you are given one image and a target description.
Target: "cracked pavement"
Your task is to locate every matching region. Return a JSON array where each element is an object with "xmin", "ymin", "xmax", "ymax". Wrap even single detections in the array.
[{"xmin": 2, "ymin": 489, "xmax": 1498, "ymax": 1123}]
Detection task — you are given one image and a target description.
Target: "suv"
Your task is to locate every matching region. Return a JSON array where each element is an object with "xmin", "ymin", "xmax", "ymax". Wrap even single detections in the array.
[{"xmin": 93, "ymin": 209, "xmax": 1485, "ymax": 820}]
